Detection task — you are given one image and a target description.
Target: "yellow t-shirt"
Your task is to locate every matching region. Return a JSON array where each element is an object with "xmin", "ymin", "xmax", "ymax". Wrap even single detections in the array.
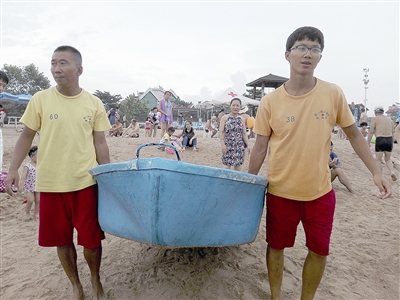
[
  {"xmin": 253, "ymin": 79, "xmax": 355, "ymax": 201},
  {"xmin": 20, "ymin": 87, "xmax": 111, "ymax": 192}
]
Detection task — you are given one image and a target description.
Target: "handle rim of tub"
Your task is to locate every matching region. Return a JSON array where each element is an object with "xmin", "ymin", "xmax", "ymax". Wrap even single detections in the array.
[{"xmin": 135, "ymin": 143, "xmax": 181, "ymax": 169}]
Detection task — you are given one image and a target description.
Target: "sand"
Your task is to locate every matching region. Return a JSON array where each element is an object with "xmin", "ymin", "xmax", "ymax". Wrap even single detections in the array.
[{"xmin": 0, "ymin": 126, "xmax": 399, "ymax": 300}]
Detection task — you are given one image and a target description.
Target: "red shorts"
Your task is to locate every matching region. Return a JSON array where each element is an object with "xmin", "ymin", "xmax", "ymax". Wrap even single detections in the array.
[
  {"xmin": 266, "ymin": 189, "xmax": 336, "ymax": 256},
  {"xmin": 39, "ymin": 185, "xmax": 105, "ymax": 248}
]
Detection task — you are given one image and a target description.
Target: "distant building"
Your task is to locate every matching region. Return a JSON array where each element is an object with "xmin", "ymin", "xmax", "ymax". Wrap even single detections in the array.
[
  {"xmin": 385, "ymin": 105, "xmax": 400, "ymax": 122},
  {"xmin": 138, "ymin": 86, "xmax": 179, "ymax": 109}
]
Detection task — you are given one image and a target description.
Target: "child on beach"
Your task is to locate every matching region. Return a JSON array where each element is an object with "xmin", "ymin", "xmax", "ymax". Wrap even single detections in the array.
[
  {"xmin": 159, "ymin": 126, "xmax": 175, "ymax": 151},
  {"xmin": 19, "ymin": 146, "xmax": 39, "ymax": 221},
  {"xmin": 145, "ymin": 117, "xmax": 151, "ymax": 137},
  {"xmin": 159, "ymin": 126, "xmax": 182, "ymax": 152},
  {"xmin": 359, "ymin": 122, "xmax": 368, "ymax": 139}
]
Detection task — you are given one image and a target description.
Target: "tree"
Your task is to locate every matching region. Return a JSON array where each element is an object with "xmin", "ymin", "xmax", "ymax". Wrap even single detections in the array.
[
  {"xmin": 93, "ymin": 90, "xmax": 122, "ymax": 108},
  {"xmin": 119, "ymin": 94, "xmax": 151, "ymax": 122},
  {"xmin": 243, "ymin": 88, "xmax": 263, "ymax": 100},
  {"xmin": 173, "ymin": 96, "xmax": 192, "ymax": 108},
  {"xmin": 2, "ymin": 63, "xmax": 51, "ymax": 95},
  {"xmin": 1, "ymin": 63, "xmax": 51, "ymax": 117}
]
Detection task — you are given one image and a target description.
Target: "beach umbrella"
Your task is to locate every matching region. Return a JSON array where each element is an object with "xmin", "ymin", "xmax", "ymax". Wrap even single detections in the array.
[
  {"xmin": 0, "ymin": 92, "xmax": 32, "ymax": 104},
  {"xmin": 16, "ymin": 93, "xmax": 32, "ymax": 104}
]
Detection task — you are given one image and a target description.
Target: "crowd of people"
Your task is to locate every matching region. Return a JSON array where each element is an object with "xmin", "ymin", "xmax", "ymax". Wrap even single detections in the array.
[{"xmin": 1, "ymin": 26, "xmax": 399, "ymax": 300}]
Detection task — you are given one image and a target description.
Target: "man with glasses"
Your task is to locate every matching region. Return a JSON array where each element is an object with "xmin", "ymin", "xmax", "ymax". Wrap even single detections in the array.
[{"xmin": 248, "ymin": 26, "xmax": 391, "ymax": 300}]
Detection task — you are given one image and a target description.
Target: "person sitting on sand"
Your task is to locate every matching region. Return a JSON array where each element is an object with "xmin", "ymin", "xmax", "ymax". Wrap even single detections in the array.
[
  {"xmin": 175, "ymin": 121, "xmax": 198, "ymax": 151},
  {"xmin": 204, "ymin": 119, "xmax": 213, "ymax": 138},
  {"xmin": 329, "ymin": 141, "xmax": 354, "ymax": 193},
  {"xmin": 210, "ymin": 116, "xmax": 219, "ymax": 138},
  {"xmin": 109, "ymin": 119, "xmax": 123, "ymax": 137},
  {"xmin": 159, "ymin": 126, "xmax": 177, "ymax": 152},
  {"xmin": 122, "ymin": 119, "xmax": 140, "ymax": 138}
]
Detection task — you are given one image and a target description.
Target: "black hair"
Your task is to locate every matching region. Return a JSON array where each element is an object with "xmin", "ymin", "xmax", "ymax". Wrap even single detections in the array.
[
  {"xmin": 167, "ymin": 126, "xmax": 175, "ymax": 132},
  {"xmin": 359, "ymin": 122, "xmax": 368, "ymax": 127},
  {"xmin": 286, "ymin": 26, "xmax": 324, "ymax": 52},
  {"xmin": 0, "ymin": 71, "xmax": 9, "ymax": 84},
  {"xmin": 28, "ymin": 146, "xmax": 38, "ymax": 157},
  {"xmin": 230, "ymin": 97, "xmax": 242, "ymax": 106},
  {"xmin": 164, "ymin": 91, "xmax": 171, "ymax": 95},
  {"xmin": 54, "ymin": 45, "xmax": 82, "ymax": 66},
  {"xmin": 152, "ymin": 107, "xmax": 157, "ymax": 110}
]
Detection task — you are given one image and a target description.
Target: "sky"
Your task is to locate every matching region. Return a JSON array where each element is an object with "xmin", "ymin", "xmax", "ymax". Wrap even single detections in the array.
[{"xmin": 1, "ymin": 1, "xmax": 399, "ymax": 116}]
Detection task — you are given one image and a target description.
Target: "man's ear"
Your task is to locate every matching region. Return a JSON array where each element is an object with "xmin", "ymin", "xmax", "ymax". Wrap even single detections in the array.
[{"xmin": 285, "ymin": 51, "xmax": 290, "ymax": 62}]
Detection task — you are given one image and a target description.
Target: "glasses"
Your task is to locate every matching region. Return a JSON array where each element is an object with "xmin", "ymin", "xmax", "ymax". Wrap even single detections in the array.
[{"xmin": 290, "ymin": 45, "xmax": 322, "ymax": 55}]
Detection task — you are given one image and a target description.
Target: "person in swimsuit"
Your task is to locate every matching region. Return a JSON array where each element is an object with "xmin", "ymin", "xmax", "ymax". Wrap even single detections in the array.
[{"xmin": 367, "ymin": 105, "xmax": 397, "ymax": 181}]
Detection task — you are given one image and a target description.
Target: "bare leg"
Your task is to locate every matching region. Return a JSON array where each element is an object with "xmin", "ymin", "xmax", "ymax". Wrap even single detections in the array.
[
  {"xmin": 152, "ymin": 125, "xmax": 158, "ymax": 138},
  {"xmin": 233, "ymin": 165, "xmax": 242, "ymax": 171},
  {"xmin": 267, "ymin": 245, "xmax": 284, "ymax": 300},
  {"xmin": 331, "ymin": 169, "xmax": 354, "ymax": 192},
  {"xmin": 34, "ymin": 192, "xmax": 40, "ymax": 219},
  {"xmin": 375, "ymin": 152, "xmax": 384, "ymax": 173},
  {"xmin": 160, "ymin": 122, "xmax": 167, "ymax": 139},
  {"xmin": 383, "ymin": 152, "xmax": 397, "ymax": 181},
  {"xmin": 57, "ymin": 243, "xmax": 84, "ymax": 300},
  {"xmin": 300, "ymin": 250, "xmax": 327, "ymax": 300},
  {"xmin": 84, "ymin": 246, "xmax": 106, "ymax": 300},
  {"xmin": 24, "ymin": 192, "xmax": 34, "ymax": 221}
]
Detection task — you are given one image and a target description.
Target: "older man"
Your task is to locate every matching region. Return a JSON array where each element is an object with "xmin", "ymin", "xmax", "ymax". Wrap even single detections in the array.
[{"xmin": 368, "ymin": 105, "xmax": 397, "ymax": 181}]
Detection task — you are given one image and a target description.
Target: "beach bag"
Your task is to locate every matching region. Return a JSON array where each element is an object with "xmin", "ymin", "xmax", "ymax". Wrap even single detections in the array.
[{"xmin": 0, "ymin": 171, "xmax": 7, "ymax": 193}]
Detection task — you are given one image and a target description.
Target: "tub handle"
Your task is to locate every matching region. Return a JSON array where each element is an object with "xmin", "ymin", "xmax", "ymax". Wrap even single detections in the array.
[{"xmin": 136, "ymin": 143, "xmax": 181, "ymax": 163}]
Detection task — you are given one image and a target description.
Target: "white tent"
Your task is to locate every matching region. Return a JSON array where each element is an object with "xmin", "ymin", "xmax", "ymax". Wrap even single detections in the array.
[
  {"xmin": 212, "ymin": 87, "xmax": 260, "ymax": 106},
  {"xmin": 196, "ymin": 100, "xmax": 214, "ymax": 109}
]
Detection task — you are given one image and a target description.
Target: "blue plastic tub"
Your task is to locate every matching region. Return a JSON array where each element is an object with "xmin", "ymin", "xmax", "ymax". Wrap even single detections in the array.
[{"xmin": 89, "ymin": 143, "xmax": 268, "ymax": 248}]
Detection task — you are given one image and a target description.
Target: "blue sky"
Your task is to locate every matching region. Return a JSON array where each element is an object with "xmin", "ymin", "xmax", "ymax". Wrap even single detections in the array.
[{"xmin": 1, "ymin": 1, "xmax": 398, "ymax": 116}]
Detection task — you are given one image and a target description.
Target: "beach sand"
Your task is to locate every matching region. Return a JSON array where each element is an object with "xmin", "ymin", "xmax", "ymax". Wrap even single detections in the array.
[{"xmin": 1, "ymin": 126, "xmax": 399, "ymax": 300}]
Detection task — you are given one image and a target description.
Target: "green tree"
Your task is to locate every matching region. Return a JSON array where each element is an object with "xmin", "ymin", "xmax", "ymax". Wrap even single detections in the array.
[
  {"xmin": 93, "ymin": 90, "xmax": 122, "ymax": 108},
  {"xmin": 119, "ymin": 94, "xmax": 151, "ymax": 122},
  {"xmin": 243, "ymin": 88, "xmax": 262, "ymax": 99},
  {"xmin": 1, "ymin": 63, "xmax": 51, "ymax": 117},
  {"xmin": 173, "ymin": 96, "xmax": 192, "ymax": 108}
]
